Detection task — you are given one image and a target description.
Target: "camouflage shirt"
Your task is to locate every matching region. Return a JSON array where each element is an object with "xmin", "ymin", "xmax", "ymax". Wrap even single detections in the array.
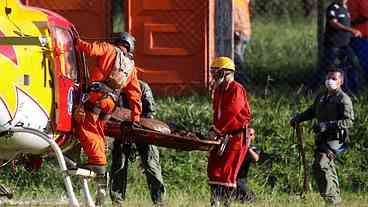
[
  {"xmin": 121, "ymin": 80, "xmax": 155, "ymax": 118},
  {"xmin": 298, "ymin": 89, "xmax": 354, "ymax": 129}
]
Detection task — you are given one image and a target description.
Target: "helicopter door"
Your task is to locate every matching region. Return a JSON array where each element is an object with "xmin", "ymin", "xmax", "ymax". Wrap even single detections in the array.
[{"xmin": 51, "ymin": 26, "xmax": 78, "ymax": 132}]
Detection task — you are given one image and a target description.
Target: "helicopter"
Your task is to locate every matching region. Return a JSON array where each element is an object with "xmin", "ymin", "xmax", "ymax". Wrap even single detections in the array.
[
  {"xmin": 0, "ymin": 0, "xmax": 220, "ymax": 206},
  {"xmin": 0, "ymin": 0, "xmax": 94, "ymax": 206}
]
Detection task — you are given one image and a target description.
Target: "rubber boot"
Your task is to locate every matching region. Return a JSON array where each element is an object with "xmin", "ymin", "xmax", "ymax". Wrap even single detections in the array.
[
  {"xmin": 95, "ymin": 173, "xmax": 108, "ymax": 207},
  {"xmin": 210, "ymin": 185, "xmax": 221, "ymax": 207}
]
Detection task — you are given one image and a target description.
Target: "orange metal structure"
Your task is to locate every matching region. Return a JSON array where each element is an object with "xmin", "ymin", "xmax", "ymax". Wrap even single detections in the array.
[
  {"xmin": 127, "ymin": 0, "xmax": 215, "ymax": 95},
  {"xmin": 22, "ymin": 0, "xmax": 215, "ymax": 96},
  {"xmin": 22, "ymin": 0, "xmax": 112, "ymax": 39}
]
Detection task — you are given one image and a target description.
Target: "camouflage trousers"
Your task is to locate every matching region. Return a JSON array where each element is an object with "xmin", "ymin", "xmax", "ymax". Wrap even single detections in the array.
[
  {"xmin": 110, "ymin": 140, "xmax": 165, "ymax": 205},
  {"xmin": 313, "ymin": 151, "xmax": 341, "ymax": 205}
]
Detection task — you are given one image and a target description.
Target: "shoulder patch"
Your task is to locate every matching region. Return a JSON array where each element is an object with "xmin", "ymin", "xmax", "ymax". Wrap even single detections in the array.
[{"xmin": 333, "ymin": 4, "xmax": 340, "ymax": 9}]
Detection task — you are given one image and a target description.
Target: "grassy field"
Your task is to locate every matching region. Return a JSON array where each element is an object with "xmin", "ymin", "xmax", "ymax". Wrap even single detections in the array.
[
  {"xmin": 1, "ymin": 18, "xmax": 368, "ymax": 206},
  {"xmin": 109, "ymin": 192, "xmax": 368, "ymax": 207},
  {"xmin": 246, "ymin": 17, "xmax": 318, "ymax": 86},
  {"xmin": 2, "ymin": 192, "xmax": 368, "ymax": 206},
  {"xmin": 2, "ymin": 92, "xmax": 367, "ymax": 206}
]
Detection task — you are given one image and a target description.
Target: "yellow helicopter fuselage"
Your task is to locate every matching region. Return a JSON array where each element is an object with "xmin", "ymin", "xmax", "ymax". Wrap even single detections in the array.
[{"xmin": 0, "ymin": 0, "xmax": 81, "ymax": 160}]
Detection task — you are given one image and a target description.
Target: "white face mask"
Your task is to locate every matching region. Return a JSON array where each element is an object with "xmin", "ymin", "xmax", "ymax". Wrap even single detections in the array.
[
  {"xmin": 325, "ymin": 79, "xmax": 338, "ymax": 91},
  {"xmin": 215, "ymin": 77, "xmax": 225, "ymax": 86}
]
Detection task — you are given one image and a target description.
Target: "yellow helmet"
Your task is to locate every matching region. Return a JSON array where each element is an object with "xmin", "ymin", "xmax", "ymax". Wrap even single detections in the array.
[{"xmin": 210, "ymin": 56, "xmax": 235, "ymax": 71}]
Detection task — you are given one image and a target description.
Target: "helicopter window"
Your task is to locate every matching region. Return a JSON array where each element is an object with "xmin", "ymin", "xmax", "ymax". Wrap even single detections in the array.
[{"xmin": 53, "ymin": 27, "xmax": 78, "ymax": 81}]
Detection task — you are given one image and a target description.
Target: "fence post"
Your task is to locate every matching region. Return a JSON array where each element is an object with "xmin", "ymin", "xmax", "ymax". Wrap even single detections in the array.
[
  {"xmin": 215, "ymin": 0, "xmax": 233, "ymax": 58},
  {"xmin": 317, "ymin": 0, "xmax": 325, "ymax": 69}
]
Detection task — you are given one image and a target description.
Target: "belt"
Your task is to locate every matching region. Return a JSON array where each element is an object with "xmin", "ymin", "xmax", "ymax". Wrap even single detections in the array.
[
  {"xmin": 223, "ymin": 127, "xmax": 247, "ymax": 137},
  {"xmin": 88, "ymin": 82, "xmax": 119, "ymax": 103},
  {"xmin": 84, "ymin": 101, "xmax": 112, "ymax": 121}
]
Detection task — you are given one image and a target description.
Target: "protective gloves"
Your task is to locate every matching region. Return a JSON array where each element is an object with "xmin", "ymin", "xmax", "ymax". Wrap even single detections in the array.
[
  {"xmin": 318, "ymin": 122, "xmax": 327, "ymax": 132},
  {"xmin": 132, "ymin": 121, "xmax": 142, "ymax": 129},
  {"xmin": 208, "ymin": 125, "xmax": 222, "ymax": 140},
  {"xmin": 290, "ymin": 113, "xmax": 301, "ymax": 128}
]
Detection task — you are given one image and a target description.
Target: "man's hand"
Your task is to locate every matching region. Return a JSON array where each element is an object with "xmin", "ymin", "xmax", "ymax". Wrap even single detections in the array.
[
  {"xmin": 352, "ymin": 29, "xmax": 363, "ymax": 38},
  {"xmin": 208, "ymin": 126, "xmax": 221, "ymax": 140},
  {"xmin": 73, "ymin": 105, "xmax": 86, "ymax": 124},
  {"xmin": 208, "ymin": 130, "xmax": 218, "ymax": 140},
  {"xmin": 318, "ymin": 122, "xmax": 327, "ymax": 132},
  {"xmin": 132, "ymin": 121, "xmax": 142, "ymax": 129},
  {"xmin": 290, "ymin": 113, "xmax": 301, "ymax": 128}
]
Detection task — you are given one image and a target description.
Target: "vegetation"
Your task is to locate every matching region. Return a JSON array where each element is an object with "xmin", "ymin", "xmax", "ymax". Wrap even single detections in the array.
[
  {"xmin": 252, "ymin": 0, "xmax": 318, "ymax": 18},
  {"xmin": 1, "ymin": 17, "xmax": 368, "ymax": 206},
  {"xmin": 247, "ymin": 17, "xmax": 318, "ymax": 86}
]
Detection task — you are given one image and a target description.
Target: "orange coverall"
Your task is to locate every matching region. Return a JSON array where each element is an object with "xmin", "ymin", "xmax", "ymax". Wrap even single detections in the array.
[
  {"xmin": 75, "ymin": 39, "xmax": 142, "ymax": 165},
  {"xmin": 234, "ymin": 0, "xmax": 251, "ymax": 38}
]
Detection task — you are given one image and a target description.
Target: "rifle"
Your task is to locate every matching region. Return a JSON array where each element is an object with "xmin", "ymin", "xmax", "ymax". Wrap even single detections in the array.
[
  {"xmin": 292, "ymin": 85, "xmax": 309, "ymax": 197},
  {"xmin": 296, "ymin": 123, "xmax": 308, "ymax": 196}
]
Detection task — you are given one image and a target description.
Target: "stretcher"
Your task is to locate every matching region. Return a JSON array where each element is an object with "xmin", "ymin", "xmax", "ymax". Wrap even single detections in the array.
[{"xmin": 105, "ymin": 107, "xmax": 220, "ymax": 151}]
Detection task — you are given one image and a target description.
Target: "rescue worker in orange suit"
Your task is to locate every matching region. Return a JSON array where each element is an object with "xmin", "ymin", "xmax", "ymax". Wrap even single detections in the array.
[
  {"xmin": 233, "ymin": 0, "xmax": 252, "ymax": 86},
  {"xmin": 207, "ymin": 57, "xmax": 252, "ymax": 207},
  {"xmin": 74, "ymin": 32, "xmax": 142, "ymax": 175}
]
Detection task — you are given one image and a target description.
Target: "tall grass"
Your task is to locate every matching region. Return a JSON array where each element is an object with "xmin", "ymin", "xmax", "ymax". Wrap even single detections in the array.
[{"xmin": 247, "ymin": 17, "xmax": 318, "ymax": 86}]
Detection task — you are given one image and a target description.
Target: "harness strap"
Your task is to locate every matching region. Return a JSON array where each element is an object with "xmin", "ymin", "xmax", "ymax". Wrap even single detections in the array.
[
  {"xmin": 88, "ymin": 82, "xmax": 119, "ymax": 103},
  {"xmin": 84, "ymin": 101, "xmax": 112, "ymax": 121},
  {"xmin": 83, "ymin": 81, "xmax": 122, "ymax": 121}
]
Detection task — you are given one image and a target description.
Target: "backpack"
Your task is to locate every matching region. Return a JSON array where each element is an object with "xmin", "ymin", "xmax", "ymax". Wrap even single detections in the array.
[{"xmin": 105, "ymin": 47, "xmax": 135, "ymax": 89}]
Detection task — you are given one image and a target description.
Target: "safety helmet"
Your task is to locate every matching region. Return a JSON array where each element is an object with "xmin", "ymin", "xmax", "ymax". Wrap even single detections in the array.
[
  {"xmin": 112, "ymin": 32, "xmax": 136, "ymax": 53},
  {"xmin": 210, "ymin": 57, "xmax": 235, "ymax": 71}
]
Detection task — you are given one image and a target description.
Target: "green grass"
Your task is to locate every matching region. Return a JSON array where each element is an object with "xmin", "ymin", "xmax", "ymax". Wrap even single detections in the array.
[
  {"xmin": 247, "ymin": 17, "xmax": 318, "ymax": 86},
  {"xmin": 1, "ymin": 18, "xmax": 368, "ymax": 205},
  {"xmin": 3, "ymin": 192, "xmax": 368, "ymax": 206},
  {"xmin": 118, "ymin": 192, "xmax": 368, "ymax": 207}
]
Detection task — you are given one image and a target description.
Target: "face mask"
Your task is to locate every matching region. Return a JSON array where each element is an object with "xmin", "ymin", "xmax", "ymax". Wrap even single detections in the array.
[
  {"xmin": 325, "ymin": 79, "xmax": 338, "ymax": 91},
  {"xmin": 213, "ymin": 77, "xmax": 224, "ymax": 87},
  {"xmin": 211, "ymin": 70, "xmax": 225, "ymax": 86}
]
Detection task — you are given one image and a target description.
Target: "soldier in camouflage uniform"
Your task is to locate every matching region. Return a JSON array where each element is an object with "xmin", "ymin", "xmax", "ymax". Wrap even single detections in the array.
[
  {"xmin": 110, "ymin": 80, "xmax": 165, "ymax": 206},
  {"xmin": 290, "ymin": 67, "xmax": 354, "ymax": 207}
]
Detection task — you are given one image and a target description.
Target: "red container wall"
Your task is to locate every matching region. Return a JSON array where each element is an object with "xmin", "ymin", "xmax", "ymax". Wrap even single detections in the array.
[
  {"xmin": 127, "ymin": 0, "xmax": 215, "ymax": 95},
  {"xmin": 23, "ymin": 0, "xmax": 111, "ymax": 39}
]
